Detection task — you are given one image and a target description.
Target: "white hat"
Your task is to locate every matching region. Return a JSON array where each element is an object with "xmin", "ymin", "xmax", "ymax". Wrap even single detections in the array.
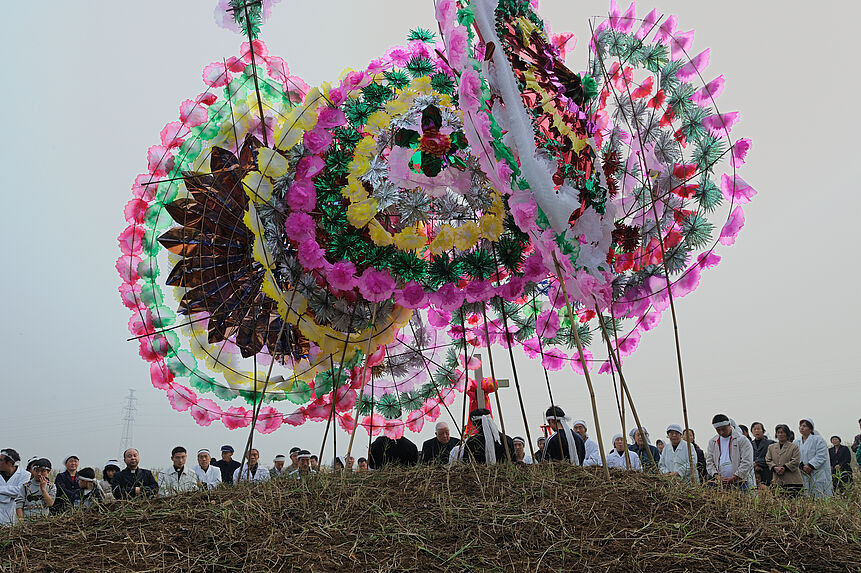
[
  {"xmin": 63, "ymin": 454, "xmax": 79, "ymax": 465},
  {"xmin": 572, "ymin": 420, "xmax": 588, "ymax": 429},
  {"xmin": 666, "ymin": 424, "xmax": 683, "ymax": 435},
  {"xmin": 274, "ymin": 455, "xmax": 287, "ymax": 462},
  {"xmin": 611, "ymin": 433, "xmax": 624, "ymax": 444},
  {"xmin": 197, "ymin": 449, "xmax": 211, "ymax": 456}
]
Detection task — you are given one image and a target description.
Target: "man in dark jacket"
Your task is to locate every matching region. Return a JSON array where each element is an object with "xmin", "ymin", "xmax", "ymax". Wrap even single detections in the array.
[
  {"xmin": 421, "ymin": 421, "xmax": 460, "ymax": 464},
  {"xmin": 628, "ymin": 427, "xmax": 660, "ymax": 472},
  {"xmin": 542, "ymin": 406, "xmax": 585, "ymax": 465},
  {"xmin": 211, "ymin": 445, "xmax": 241, "ymax": 485},
  {"xmin": 750, "ymin": 422, "xmax": 774, "ymax": 486},
  {"xmin": 369, "ymin": 436, "xmax": 419, "ymax": 469},
  {"xmin": 112, "ymin": 449, "xmax": 157, "ymax": 499},
  {"xmin": 52, "ymin": 455, "xmax": 81, "ymax": 513}
]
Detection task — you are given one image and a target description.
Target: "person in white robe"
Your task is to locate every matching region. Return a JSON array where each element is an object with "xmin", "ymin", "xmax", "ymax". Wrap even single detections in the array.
[
  {"xmin": 233, "ymin": 449, "xmax": 270, "ymax": 484},
  {"xmin": 795, "ymin": 418, "xmax": 832, "ymax": 499},
  {"xmin": 0, "ymin": 450, "xmax": 29, "ymax": 525},
  {"xmin": 606, "ymin": 434, "xmax": 642, "ymax": 471},
  {"xmin": 158, "ymin": 447, "xmax": 200, "ymax": 496},
  {"xmin": 659, "ymin": 424, "xmax": 697, "ymax": 483},
  {"xmin": 571, "ymin": 420, "xmax": 602, "ymax": 467},
  {"xmin": 193, "ymin": 449, "xmax": 222, "ymax": 490}
]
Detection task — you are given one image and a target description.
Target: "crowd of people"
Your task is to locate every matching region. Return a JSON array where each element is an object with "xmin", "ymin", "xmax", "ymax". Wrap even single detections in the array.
[{"xmin": 1, "ymin": 409, "xmax": 858, "ymax": 526}]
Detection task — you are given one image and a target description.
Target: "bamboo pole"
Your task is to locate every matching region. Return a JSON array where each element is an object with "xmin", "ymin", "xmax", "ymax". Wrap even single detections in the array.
[
  {"xmin": 551, "ymin": 254, "xmax": 610, "ymax": 479},
  {"xmin": 345, "ymin": 305, "xmax": 380, "ymax": 464},
  {"xmin": 479, "ymin": 306, "xmax": 513, "ymax": 463}
]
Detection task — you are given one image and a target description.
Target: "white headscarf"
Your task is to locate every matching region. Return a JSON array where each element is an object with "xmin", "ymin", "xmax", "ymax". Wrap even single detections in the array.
[
  {"xmin": 475, "ymin": 413, "xmax": 502, "ymax": 465},
  {"xmin": 547, "ymin": 411, "xmax": 579, "ymax": 464}
]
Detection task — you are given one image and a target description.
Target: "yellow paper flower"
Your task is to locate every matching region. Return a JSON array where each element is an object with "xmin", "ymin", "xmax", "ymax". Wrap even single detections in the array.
[
  {"xmin": 342, "ymin": 176, "xmax": 369, "ymax": 201},
  {"xmin": 480, "ymin": 215, "xmax": 504, "ymax": 241},
  {"xmin": 365, "ymin": 110, "xmax": 391, "ymax": 135},
  {"xmin": 571, "ymin": 136, "xmax": 589, "ymax": 154},
  {"xmin": 348, "ymin": 157, "xmax": 371, "ymax": 177},
  {"xmin": 243, "ymin": 203, "xmax": 264, "ymax": 236},
  {"xmin": 385, "ymin": 99, "xmax": 409, "ymax": 116},
  {"xmin": 242, "ymin": 171, "xmax": 274, "ymax": 202},
  {"xmin": 430, "ymin": 224, "xmax": 456, "ymax": 255},
  {"xmin": 368, "ymin": 219, "xmax": 394, "ymax": 246},
  {"xmin": 394, "ymin": 226, "xmax": 427, "ymax": 252},
  {"xmin": 256, "ymin": 148, "xmax": 289, "ymax": 178},
  {"xmin": 410, "ymin": 76, "xmax": 433, "ymax": 95},
  {"xmin": 353, "ymin": 136, "xmax": 377, "ymax": 158},
  {"xmin": 454, "ymin": 221, "xmax": 481, "ymax": 251},
  {"xmin": 347, "ymin": 198, "xmax": 378, "ymax": 228},
  {"xmin": 273, "ymin": 120, "xmax": 304, "ymax": 151}
]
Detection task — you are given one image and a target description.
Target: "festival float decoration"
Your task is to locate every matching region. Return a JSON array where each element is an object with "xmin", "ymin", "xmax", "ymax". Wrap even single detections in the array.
[{"xmin": 118, "ymin": 0, "xmax": 753, "ymax": 468}]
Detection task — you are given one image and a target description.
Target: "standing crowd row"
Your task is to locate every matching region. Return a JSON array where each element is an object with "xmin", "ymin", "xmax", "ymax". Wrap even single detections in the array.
[{"xmin": 1, "ymin": 408, "xmax": 858, "ymax": 525}]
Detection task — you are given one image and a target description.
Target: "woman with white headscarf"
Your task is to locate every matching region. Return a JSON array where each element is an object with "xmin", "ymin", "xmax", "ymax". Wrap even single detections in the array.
[
  {"xmin": 606, "ymin": 434, "xmax": 641, "ymax": 471},
  {"xmin": 571, "ymin": 420, "xmax": 602, "ymax": 467},
  {"xmin": 795, "ymin": 418, "xmax": 832, "ymax": 499},
  {"xmin": 543, "ymin": 406, "xmax": 585, "ymax": 465}
]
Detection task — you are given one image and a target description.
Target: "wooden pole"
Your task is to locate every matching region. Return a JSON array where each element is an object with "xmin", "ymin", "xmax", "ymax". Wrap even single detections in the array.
[
  {"xmin": 552, "ymin": 254, "xmax": 610, "ymax": 479},
  {"xmin": 479, "ymin": 307, "xmax": 513, "ymax": 463},
  {"xmin": 345, "ymin": 305, "xmax": 380, "ymax": 464}
]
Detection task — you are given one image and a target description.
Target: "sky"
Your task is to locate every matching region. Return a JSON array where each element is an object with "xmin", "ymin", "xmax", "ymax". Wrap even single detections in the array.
[{"xmin": 1, "ymin": 0, "xmax": 859, "ymax": 471}]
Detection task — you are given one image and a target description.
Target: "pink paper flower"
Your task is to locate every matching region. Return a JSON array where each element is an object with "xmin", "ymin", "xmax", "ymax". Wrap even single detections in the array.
[
  {"xmin": 635, "ymin": 9, "xmax": 661, "ymax": 41},
  {"xmin": 385, "ymin": 46, "xmax": 411, "ymax": 67},
  {"xmin": 361, "ymin": 414, "xmax": 386, "ymax": 436},
  {"xmin": 730, "ymin": 138, "xmax": 752, "ymax": 167},
  {"xmin": 337, "ymin": 413, "xmax": 356, "ymax": 432},
  {"xmin": 676, "ymin": 49, "xmax": 710, "ymax": 83},
  {"xmin": 719, "ymin": 206, "xmax": 745, "ymax": 246},
  {"xmin": 690, "ymin": 75, "xmax": 725, "ymax": 106},
  {"xmin": 287, "ymin": 178, "xmax": 317, "ymax": 212},
  {"xmin": 160, "ymin": 121, "xmax": 190, "ymax": 149},
  {"xmin": 616, "ymin": 329, "xmax": 642, "ymax": 357},
  {"xmin": 342, "ymin": 70, "xmax": 370, "ymax": 91},
  {"xmin": 284, "ymin": 211, "xmax": 316, "ymax": 242},
  {"xmin": 116, "ymin": 254, "xmax": 142, "ymax": 284},
  {"xmin": 464, "ymin": 280, "xmax": 493, "ymax": 303},
  {"xmin": 522, "ymin": 253, "xmax": 548, "ymax": 281},
  {"xmin": 202, "ymin": 62, "xmax": 231, "ymax": 87},
  {"xmin": 542, "ymin": 348, "xmax": 567, "ymax": 371},
  {"xmin": 223, "ymin": 406, "xmax": 252, "ymax": 430},
  {"xmin": 430, "ymin": 283, "xmax": 465, "ymax": 312},
  {"xmin": 167, "ymin": 385, "xmax": 196, "ymax": 412},
  {"xmin": 303, "ymin": 128, "xmax": 333, "ymax": 154},
  {"xmin": 295, "ymin": 155, "xmax": 325, "ymax": 180},
  {"xmin": 406, "ymin": 409, "xmax": 425, "ymax": 433},
  {"xmin": 435, "ymin": 0, "xmax": 457, "ymax": 31},
  {"xmin": 358, "ymin": 268, "xmax": 396, "ymax": 302},
  {"xmin": 428, "ymin": 308, "xmax": 452, "ymax": 328},
  {"xmin": 536, "ymin": 310, "xmax": 561, "ymax": 338},
  {"xmin": 499, "ymin": 276, "xmax": 526, "ymax": 301},
  {"xmin": 255, "ymin": 406, "xmax": 283, "ymax": 433},
  {"xmin": 422, "ymin": 402, "xmax": 441, "ymax": 422},
  {"xmin": 317, "ymin": 107, "xmax": 347, "ymax": 129},
  {"xmin": 179, "ymin": 100, "xmax": 208, "ymax": 127},
  {"xmin": 446, "ymin": 26, "xmax": 468, "ymax": 70},
  {"xmin": 240, "ymin": 40, "xmax": 269, "ymax": 63},
  {"xmin": 571, "ymin": 348, "xmax": 594, "ymax": 375},
  {"xmin": 146, "ymin": 145, "xmax": 174, "ymax": 176},
  {"xmin": 118, "ymin": 282, "xmax": 142, "ymax": 310},
  {"xmin": 298, "ymin": 240, "xmax": 327, "ymax": 270},
  {"xmin": 510, "ymin": 194, "xmax": 539, "ymax": 232},
  {"xmin": 640, "ymin": 311, "xmax": 662, "ymax": 331},
  {"xmin": 672, "ymin": 264, "xmax": 701, "ymax": 298},
  {"xmin": 150, "ymin": 361, "xmax": 173, "ymax": 390},
  {"xmin": 459, "ymin": 67, "xmax": 483, "ymax": 114},
  {"xmin": 395, "ymin": 281, "xmax": 428, "ymax": 309},
  {"xmin": 384, "ymin": 420, "xmax": 405, "ymax": 440},
  {"xmin": 702, "ymin": 112, "xmax": 740, "ymax": 138},
  {"xmin": 118, "ymin": 225, "xmax": 145, "ymax": 256},
  {"xmin": 653, "ymin": 15, "xmax": 677, "ymax": 46},
  {"xmin": 697, "ymin": 251, "xmax": 721, "ymax": 269},
  {"xmin": 327, "ymin": 260, "xmax": 358, "ymax": 291},
  {"xmin": 720, "ymin": 174, "xmax": 756, "ymax": 204},
  {"xmin": 283, "ymin": 409, "xmax": 307, "ymax": 427},
  {"xmin": 191, "ymin": 399, "xmax": 222, "ymax": 426},
  {"xmin": 670, "ymin": 29, "xmax": 695, "ymax": 60}
]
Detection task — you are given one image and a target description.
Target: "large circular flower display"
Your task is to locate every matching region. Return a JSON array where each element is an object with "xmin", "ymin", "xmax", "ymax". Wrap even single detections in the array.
[{"xmin": 118, "ymin": 0, "xmax": 754, "ymax": 436}]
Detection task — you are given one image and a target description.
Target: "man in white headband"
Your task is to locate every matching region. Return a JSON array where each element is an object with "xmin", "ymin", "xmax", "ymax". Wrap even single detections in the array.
[
  {"xmin": 288, "ymin": 450, "xmax": 316, "ymax": 480},
  {"xmin": 571, "ymin": 420, "xmax": 601, "ymax": 467},
  {"xmin": 543, "ymin": 406, "xmax": 583, "ymax": 465},
  {"xmin": 658, "ymin": 424, "xmax": 697, "ymax": 483},
  {"xmin": 512, "ymin": 437, "xmax": 532, "ymax": 464},
  {"xmin": 706, "ymin": 413, "xmax": 753, "ymax": 490},
  {"xmin": 460, "ymin": 408, "xmax": 514, "ymax": 465},
  {"xmin": 270, "ymin": 455, "xmax": 289, "ymax": 479},
  {"xmin": 193, "ymin": 449, "xmax": 222, "ymax": 490}
]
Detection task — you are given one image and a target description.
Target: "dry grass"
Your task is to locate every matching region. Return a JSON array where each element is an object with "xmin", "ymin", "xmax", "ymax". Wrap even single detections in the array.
[{"xmin": 1, "ymin": 465, "xmax": 860, "ymax": 572}]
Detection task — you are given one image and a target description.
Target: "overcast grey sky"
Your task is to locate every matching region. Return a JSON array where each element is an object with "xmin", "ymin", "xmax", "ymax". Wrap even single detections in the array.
[{"xmin": 2, "ymin": 1, "xmax": 859, "ymax": 470}]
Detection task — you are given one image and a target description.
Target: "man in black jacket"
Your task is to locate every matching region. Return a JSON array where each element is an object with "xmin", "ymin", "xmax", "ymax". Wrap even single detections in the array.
[
  {"xmin": 543, "ymin": 406, "xmax": 585, "ymax": 465},
  {"xmin": 421, "ymin": 421, "xmax": 460, "ymax": 464},
  {"xmin": 211, "ymin": 445, "xmax": 241, "ymax": 485},
  {"xmin": 112, "ymin": 449, "xmax": 158, "ymax": 499}
]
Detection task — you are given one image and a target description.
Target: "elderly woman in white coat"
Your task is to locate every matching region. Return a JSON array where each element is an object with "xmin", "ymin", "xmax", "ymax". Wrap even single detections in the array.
[
  {"xmin": 606, "ymin": 434, "xmax": 642, "ymax": 471},
  {"xmin": 659, "ymin": 424, "xmax": 698, "ymax": 483},
  {"xmin": 795, "ymin": 418, "xmax": 832, "ymax": 499}
]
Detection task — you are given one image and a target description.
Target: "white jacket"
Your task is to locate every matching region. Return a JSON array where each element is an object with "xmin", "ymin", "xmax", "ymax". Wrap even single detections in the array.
[
  {"xmin": 582, "ymin": 438, "xmax": 602, "ymax": 467},
  {"xmin": 659, "ymin": 441, "xmax": 698, "ymax": 483},
  {"xmin": 606, "ymin": 449, "xmax": 641, "ymax": 471},
  {"xmin": 233, "ymin": 464, "xmax": 270, "ymax": 484},
  {"xmin": 157, "ymin": 467, "xmax": 200, "ymax": 496},
  {"xmin": 795, "ymin": 434, "xmax": 832, "ymax": 499},
  {"xmin": 706, "ymin": 429, "xmax": 754, "ymax": 484},
  {"xmin": 193, "ymin": 465, "xmax": 222, "ymax": 490},
  {"xmin": 0, "ymin": 468, "xmax": 29, "ymax": 525}
]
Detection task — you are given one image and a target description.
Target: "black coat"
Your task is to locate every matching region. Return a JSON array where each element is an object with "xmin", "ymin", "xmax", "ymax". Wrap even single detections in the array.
[
  {"xmin": 53, "ymin": 471, "xmax": 81, "ymax": 513},
  {"xmin": 752, "ymin": 437, "xmax": 775, "ymax": 485},
  {"xmin": 421, "ymin": 437, "xmax": 460, "ymax": 464},
  {"xmin": 211, "ymin": 459, "xmax": 241, "ymax": 484},
  {"xmin": 369, "ymin": 436, "xmax": 419, "ymax": 469},
  {"xmin": 111, "ymin": 467, "xmax": 158, "ymax": 499},
  {"xmin": 464, "ymin": 433, "xmax": 516, "ymax": 464},
  {"xmin": 830, "ymin": 445, "xmax": 852, "ymax": 474},
  {"xmin": 629, "ymin": 443, "xmax": 660, "ymax": 472},
  {"xmin": 543, "ymin": 431, "xmax": 585, "ymax": 465}
]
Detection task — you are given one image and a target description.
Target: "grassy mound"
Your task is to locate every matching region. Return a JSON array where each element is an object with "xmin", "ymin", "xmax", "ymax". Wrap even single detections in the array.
[{"xmin": 1, "ymin": 465, "xmax": 860, "ymax": 572}]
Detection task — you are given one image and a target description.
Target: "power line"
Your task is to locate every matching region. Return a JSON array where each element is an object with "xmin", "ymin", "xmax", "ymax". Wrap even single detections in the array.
[{"xmin": 119, "ymin": 389, "xmax": 137, "ymax": 457}]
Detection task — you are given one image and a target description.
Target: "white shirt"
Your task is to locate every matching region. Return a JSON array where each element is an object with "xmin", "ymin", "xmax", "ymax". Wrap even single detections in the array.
[
  {"xmin": 233, "ymin": 464, "xmax": 270, "ymax": 483},
  {"xmin": 606, "ymin": 449, "xmax": 642, "ymax": 471},
  {"xmin": 0, "ymin": 468, "xmax": 30, "ymax": 525},
  {"xmin": 157, "ymin": 466, "xmax": 200, "ymax": 496},
  {"xmin": 718, "ymin": 437, "xmax": 734, "ymax": 478},
  {"xmin": 582, "ymin": 438, "xmax": 602, "ymax": 467},
  {"xmin": 193, "ymin": 465, "xmax": 222, "ymax": 490}
]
